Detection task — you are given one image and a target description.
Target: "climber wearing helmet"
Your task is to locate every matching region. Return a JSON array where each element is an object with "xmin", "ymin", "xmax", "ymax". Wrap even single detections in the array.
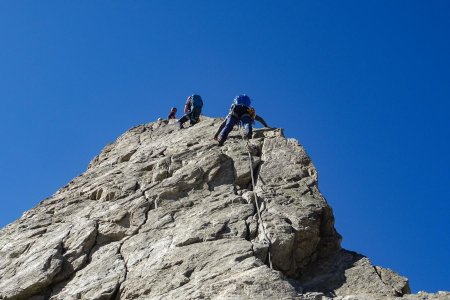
[
  {"xmin": 216, "ymin": 94, "xmax": 254, "ymax": 146},
  {"xmin": 167, "ymin": 107, "xmax": 177, "ymax": 120}
]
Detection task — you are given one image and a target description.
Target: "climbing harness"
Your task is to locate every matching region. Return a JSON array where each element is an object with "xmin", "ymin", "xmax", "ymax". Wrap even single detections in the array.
[{"xmin": 238, "ymin": 124, "xmax": 273, "ymax": 269}]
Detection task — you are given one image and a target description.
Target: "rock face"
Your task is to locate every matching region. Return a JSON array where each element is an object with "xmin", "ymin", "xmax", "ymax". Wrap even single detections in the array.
[{"xmin": 0, "ymin": 117, "xmax": 446, "ymax": 299}]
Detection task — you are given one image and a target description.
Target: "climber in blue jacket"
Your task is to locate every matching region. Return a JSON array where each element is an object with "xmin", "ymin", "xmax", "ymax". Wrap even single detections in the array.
[{"xmin": 216, "ymin": 94, "xmax": 255, "ymax": 146}]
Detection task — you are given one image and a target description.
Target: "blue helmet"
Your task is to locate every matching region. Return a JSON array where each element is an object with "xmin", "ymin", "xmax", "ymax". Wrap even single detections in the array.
[{"xmin": 233, "ymin": 94, "xmax": 251, "ymax": 107}]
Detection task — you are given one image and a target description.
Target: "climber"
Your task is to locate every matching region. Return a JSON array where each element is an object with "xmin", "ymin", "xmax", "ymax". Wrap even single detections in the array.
[
  {"xmin": 167, "ymin": 107, "xmax": 177, "ymax": 120},
  {"xmin": 178, "ymin": 94, "xmax": 203, "ymax": 129},
  {"xmin": 215, "ymin": 94, "xmax": 254, "ymax": 146},
  {"xmin": 213, "ymin": 112, "xmax": 270, "ymax": 141}
]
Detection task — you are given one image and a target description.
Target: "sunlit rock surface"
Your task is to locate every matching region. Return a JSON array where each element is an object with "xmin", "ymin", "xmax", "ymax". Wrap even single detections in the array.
[{"xmin": 0, "ymin": 117, "xmax": 445, "ymax": 299}]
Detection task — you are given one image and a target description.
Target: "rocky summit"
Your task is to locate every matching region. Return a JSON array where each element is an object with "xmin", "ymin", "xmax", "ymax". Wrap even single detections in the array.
[{"xmin": 0, "ymin": 117, "xmax": 448, "ymax": 300}]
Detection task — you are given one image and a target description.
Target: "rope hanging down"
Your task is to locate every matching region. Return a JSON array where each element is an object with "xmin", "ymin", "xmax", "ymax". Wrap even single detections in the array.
[{"xmin": 239, "ymin": 124, "xmax": 273, "ymax": 269}]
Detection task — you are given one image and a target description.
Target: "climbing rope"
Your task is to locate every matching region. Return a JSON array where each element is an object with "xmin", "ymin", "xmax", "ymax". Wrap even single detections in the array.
[{"xmin": 238, "ymin": 124, "xmax": 273, "ymax": 269}]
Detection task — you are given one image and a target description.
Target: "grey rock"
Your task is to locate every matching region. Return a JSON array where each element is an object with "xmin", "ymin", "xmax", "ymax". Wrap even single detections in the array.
[
  {"xmin": 299, "ymin": 249, "xmax": 410, "ymax": 297},
  {"xmin": 53, "ymin": 219, "xmax": 98, "ymax": 282},
  {"xmin": 0, "ymin": 226, "xmax": 68, "ymax": 299},
  {"xmin": 403, "ymin": 291, "xmax": 450, "ymax": 300},
  {"xmin": 375, "ymin": 266, "xmax": 411, "ymax": 295},
  {"xmin": 255, "ymin": 136, "xmax": 341, "ymax": 276},
  {"xmin": 0, "ymin": 117, "xmax": 446, "ymax": 299},
  {"xmin": 50, "ymin": 242, "xmax": 126, "ymax": 300}
]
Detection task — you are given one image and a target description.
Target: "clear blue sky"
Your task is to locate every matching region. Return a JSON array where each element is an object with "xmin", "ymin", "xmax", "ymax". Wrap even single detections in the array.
[{"xmin": 1, "ymin": 0, "xmax": 449, "ymax": 293}]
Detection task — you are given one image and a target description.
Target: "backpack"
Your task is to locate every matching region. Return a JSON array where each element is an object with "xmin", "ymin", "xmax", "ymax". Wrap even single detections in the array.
[
  {"xmin": 248, "ymin": 107, "xmax": 256, "ymax": 120},
  {"xmin": 190, "ymin": 95, "xmax": 203, "ymax": 110},
  {"xmin": 233, "ymin": 94, "xmax": 251, "ymax": 107},
  {"xmin": 230, "ymin": 104, "xmax": 255, "ymax": 120}
]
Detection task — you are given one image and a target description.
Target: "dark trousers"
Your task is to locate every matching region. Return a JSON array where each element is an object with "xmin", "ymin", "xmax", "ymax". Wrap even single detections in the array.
[
  {"xmin": 218, "ymin": 115, "xmax": 252, "ymax": 143},
  {"xmin": 179, "ymin": 107, "xmax": 202, "ymax": 126}
]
